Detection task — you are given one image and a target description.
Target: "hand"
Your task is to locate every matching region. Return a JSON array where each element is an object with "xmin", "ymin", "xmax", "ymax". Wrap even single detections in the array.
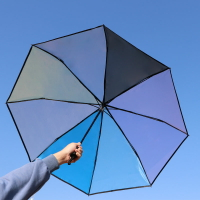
[{"xmin": 53, "ymin": 142, "xmax": 83, "ymax": 165}]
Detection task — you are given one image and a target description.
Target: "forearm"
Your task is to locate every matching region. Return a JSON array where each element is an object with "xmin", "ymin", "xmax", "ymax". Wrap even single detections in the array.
[
  {"xmin": 0, "ymin": 155, "xmax": 59, "ymax": 200},
  {"xmin": 0, "ymin": 142, "xmax": 82, "ymax": 200}
]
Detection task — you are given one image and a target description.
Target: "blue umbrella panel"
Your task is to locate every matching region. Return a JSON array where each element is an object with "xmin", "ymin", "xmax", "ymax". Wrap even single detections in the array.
[{"xmin": 7, "ymin": 25, "xmax": 188, "ymax": 195}]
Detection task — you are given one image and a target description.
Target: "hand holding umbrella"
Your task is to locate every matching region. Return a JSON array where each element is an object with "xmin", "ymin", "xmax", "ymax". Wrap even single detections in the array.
[{"xmin": 53, "ymin": 142, "xmax": 82, "ymax": 165}]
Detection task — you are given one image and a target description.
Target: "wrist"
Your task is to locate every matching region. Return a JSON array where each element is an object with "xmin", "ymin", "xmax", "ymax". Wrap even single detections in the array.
[
  {"xmin": 43, "ymin": 155, "xmax": 60, "ymax": 172},
  {"xmin": 53, "ymin": 151, "xmax": 69, "ymax": 165}
]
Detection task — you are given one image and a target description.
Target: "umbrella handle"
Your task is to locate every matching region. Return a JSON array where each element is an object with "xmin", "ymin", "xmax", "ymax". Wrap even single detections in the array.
[{"xmin": 68, "ymin": 151, "xmax": 77, "ymax": 165}]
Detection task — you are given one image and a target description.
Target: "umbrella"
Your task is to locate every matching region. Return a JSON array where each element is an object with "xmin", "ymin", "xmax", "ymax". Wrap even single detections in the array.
[{"xmin": 6, "ymin": 25, "xmax": 188, "ymax": 195}]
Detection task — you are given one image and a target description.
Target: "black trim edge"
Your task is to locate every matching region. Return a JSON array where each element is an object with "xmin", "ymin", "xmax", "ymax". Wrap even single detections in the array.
[
  {"xmin": 151, "ymin": 134, "xmax": 189, "ymax": 185},
  {"xmin": 33, "ymin": 25, "xmax": 104, "ymax": 46},
  {"xmin": 107, "ymin": 105, "xmax": 187, "ymax": 135},
  {"xmin": 6, "ymin": 104, "xmax": 31, "ymax": 161},
  {"xmin": 88, "ymin": 112, "xmax": 103, "ymax": 194}
]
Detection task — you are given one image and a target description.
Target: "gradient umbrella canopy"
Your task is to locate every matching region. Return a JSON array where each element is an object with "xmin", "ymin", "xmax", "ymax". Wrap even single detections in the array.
[{"xmin": 7, "ymin": 25, "xmax": 188, "ymax": 195}]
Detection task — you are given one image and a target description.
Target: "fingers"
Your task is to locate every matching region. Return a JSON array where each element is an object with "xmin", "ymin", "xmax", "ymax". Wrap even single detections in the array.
[
  {"xmin": 67, "ymin": 142, "xmax": 83, "ymax": 163},
  {"xmin": 75, "ymin": 142, "xmax": 81, "ymax": 147},
  {"xmin": 75, "ymin": 142, "xmax": 82, "ymax": 152},
  {"xmin": 75, "ymin": 146, "xmax": 83, "ymax": 156},
  {"xmin": 71, "ymin": 148, "xmax": 83, "ymax": 163},
  {"xmin": 74, "ymin": 145, "xmax": 83, "ymax": 160}
]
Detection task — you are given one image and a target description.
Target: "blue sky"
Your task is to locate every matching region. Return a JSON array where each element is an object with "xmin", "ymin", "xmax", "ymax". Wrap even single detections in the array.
[{"xmin": 0, "ymin": 0, "xmax": 200, "ymax": 199}]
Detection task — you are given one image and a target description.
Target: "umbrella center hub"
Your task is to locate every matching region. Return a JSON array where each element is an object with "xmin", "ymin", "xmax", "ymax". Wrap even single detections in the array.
[{"xmin": 99, "ymin": 104, "xmax": 105, "ymax": 111}]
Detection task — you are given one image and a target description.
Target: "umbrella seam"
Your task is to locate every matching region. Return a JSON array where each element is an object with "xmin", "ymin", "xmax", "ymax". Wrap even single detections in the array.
[
  {"xmin": 6, "ymin": 104, "xmax": 32, "ymax": 162},
  {"xmin": 51, "ymin": 174, "xmax": 89, "ymax": 195},
  {"xmin": 104, "ymin": 26, "xmax": 170, "ymax": 70},
  {"xmin": 106, "ymin": 68, "xmax": 170, "ymax": 104},
  {"xmin": 80, "ymin": 111, "xmax": 101, "ymax": 144},
  {"xmin": 151, "ymin": 134, "xmax": 189, "ymax": 185},
  {"xmin": 102, "ymin": 25, "xmax": 109, "ymax": 104},
  {"xmin": 169, "ymin": 69, "xmax": 189, "ymax": 134},
  {"xmin": 6, "ymin": 46, "xmax": 33, "ymax": 103},
  {"xmin": 35, "ymin": 110, "xmax": 99, "ymax": 161},
  {"xmin": 88, "ymin": 111, "xmax": 104, "ymax": 194},
  {"xmin": 89, "ymin": 184, "xmax": 151, "ymax": 195},
  {"xmin": 33, "ymin": 45, "xmax": 101, "ymax": 103},
  {"xmin": 7, "ymin": 98, "xmax": 100, "ymax": 105},
  {"xmin": 107, "ymin": 105, "xmax": 187, "ymax": 135},
  {"xmin": 33, "ymin": 25, "xmax": 104, "ymax": 46},
  {"xmin": 106, "ymin": 107, "xmax": 151, "ymax": 185}
]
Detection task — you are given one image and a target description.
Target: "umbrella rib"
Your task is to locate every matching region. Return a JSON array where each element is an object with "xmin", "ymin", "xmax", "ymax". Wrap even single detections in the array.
[
  {"xmin": 7, "ymin": 97, "xmax": 100, "ymax": 105},
  {"xmin": 6, "ymin": 103, "xmax": 32, "ymax": 162},
  {"xmin": 102, "ymin": 109, "xmax": 113, "ymax": 118},
  {"xmin": 6, "ymin": 46, "xmax": 33, "ymax": 103},
  {"xmin": 104, "ymin": 26, "xmax": 170, "ymax": 70},
  {"xmin": 105, "ymin": 108, "xmax": 151, "ymax": 185},
  {"xmin": 102, "ymin": 25, "xmax": 109, "ymax": 104},
  {"xmin": 52, "ymin": 174, "xmax": 150, "ymax": 196},
  {"xmin": 88, "ymin": 111, "xmax": 104, "ymax": 194},
  {"xmin": 89, "ymin": 184, "xmax": 151, "ymax": 195},
  {"xmin": 90, "ymin": 104, "xmax": 100, "ymax": 109},
  {"xmin": 40, "ymin": 111, "xmax": 101, "ymax": 196},
  {"xmin": 93, "ymin": 95, "xmax": 102, "ymax": 106},
  {"xmin": 51, "ymin": 174, "xmax": 89, "ymax": 195},
  {"xmin": 94, "ymin": 97, "xmax": 101, "ymax": 107},
  {"xmin": 151, "ymin": 134, "xmax": 189, "ymax": 185},
  {"xmin": 169, "ymin": 70, "xmax": 189, "ymax": 134},
  {"xmin": 105, "ymin": 68, "xmax": 169, "ymax": 104},
  {"xmin": 96, "ymin": 101, "xmax": 101, "ymax": 107},
  {"xmin": 34, "ymin": 109, "xmax": 99, "ymax": 161},
  {"xmin": 80, "ymin": 111, "xmax": 101, "ymax": 143},
  {"xmin": 107, "ymin": 105, "xmax": 187, "ymax": 135},
  {"xmin": 33, "ymin": 46, "xmax": 101, "ymax": 103},
  {"xmin": 33, "ymin": 25, "xmax": 104, "ymax": 46}
]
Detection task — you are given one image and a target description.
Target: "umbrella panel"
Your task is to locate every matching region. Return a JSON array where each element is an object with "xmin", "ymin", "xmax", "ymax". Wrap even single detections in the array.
[
  {"xmin": 103, "ymin": 26, "xmax": 169, "ymax": 103},
  {"xmin": 8, "ymin": 47, "xmax": 97, "ymax": 104},
  {"xmin": 35, "ymin": 26, "xmax": 106, "ymax": 102},
  {"xmin": 109, "ymin": 69, "xmax": 186, "ymax": 133},
  {"xmin": 90, "ymin": 111, "xmax": 150, "ymax": 194},
  {"xmin": 109, "ymin": 109, "xmax": 187, "ymax": 183},
  {"xmin": 8, "ymin": 100, "xmax": 97, "ymax": 161}
]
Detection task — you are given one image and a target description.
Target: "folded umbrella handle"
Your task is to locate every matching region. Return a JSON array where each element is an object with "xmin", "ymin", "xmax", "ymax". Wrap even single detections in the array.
[{"xmin": 68, "ymin": 147, "xmax": 78, "ymax": 165}]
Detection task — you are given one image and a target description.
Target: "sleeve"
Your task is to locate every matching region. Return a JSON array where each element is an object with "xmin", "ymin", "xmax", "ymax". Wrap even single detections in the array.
[{"xmin": 0, "ymin": 155, "xmax": 59, "ymax": 200}]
